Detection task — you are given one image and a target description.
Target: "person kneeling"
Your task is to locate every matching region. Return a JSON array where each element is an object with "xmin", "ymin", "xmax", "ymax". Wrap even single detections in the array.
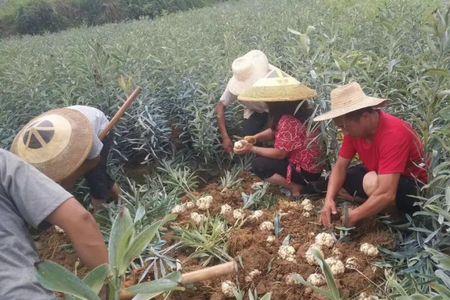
[{"xmin": 233, "ymin": 69, "xmax": 325, "ymax": 198}]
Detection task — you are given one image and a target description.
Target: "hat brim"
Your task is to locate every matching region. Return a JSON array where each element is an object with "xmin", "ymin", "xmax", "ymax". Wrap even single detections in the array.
[
  {"xmin": 238, "ymin": 84, "xmax": 317, "ymax": 102},
  {"xmin": 227, "ymin": 64, "xmax": 275, "ymax": 95},
  {"xmin": 313, "ymin": 97, "xmax": 387, "ymax": 121},
  {"xmin": 11, "ymin": 108, "xmax": 93, "ymax": 182}
]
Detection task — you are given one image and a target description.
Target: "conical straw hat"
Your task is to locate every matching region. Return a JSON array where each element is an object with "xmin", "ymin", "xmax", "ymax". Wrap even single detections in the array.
[
  {"xmin": 313, "ymin": 82, "xmax": 386, "ymax": 121},
  {"xmin": 237, "ymin": 68, "xmax": 317, "ymax": 102},
  {"xmin": 11, "ymin": 108, "xmax": 93, "ymax": 182}
]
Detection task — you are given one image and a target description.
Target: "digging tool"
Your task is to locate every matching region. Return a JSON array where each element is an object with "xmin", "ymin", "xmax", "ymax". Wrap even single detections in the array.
[
  {"xmin": 59, "ymin": 87, "xmax": 142, "ymax": 188},
  {"xmin": 119, "ymin": 261, "xmax": 238, "ymax": 300},
  {"xmin": 100, "ymin": 87, "xmax": 142, "ymax": 141}
]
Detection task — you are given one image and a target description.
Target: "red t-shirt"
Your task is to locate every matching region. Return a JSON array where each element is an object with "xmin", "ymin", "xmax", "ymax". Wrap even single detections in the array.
[
  {"xmin": 275, "ymin": 115, "xmax": 324, "ymax": 175},
  {"xmin": 339, "ymin": 111, "xmax": 428, "ymax": 183}
]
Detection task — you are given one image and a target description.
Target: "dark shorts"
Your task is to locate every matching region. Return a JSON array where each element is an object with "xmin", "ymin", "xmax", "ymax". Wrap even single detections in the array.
[
  {"xmin": 242, "ymin": 112, "xmax": 268, "ymax": 136},
  {"xmin": 84, "ymin": 134, "xmax": 115, "ymax": 200},
  {"xmin": 343, "ymin": 164, "xmax": 422, "ymax": 214},
  {"xmin": 252, "ymin": 156, "xmax": 321, "ymax": 186}
]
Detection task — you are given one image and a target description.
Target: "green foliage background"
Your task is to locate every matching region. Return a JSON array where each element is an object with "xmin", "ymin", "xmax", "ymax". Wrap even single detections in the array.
[{"xmin": 0, "ymin": 0, "xmax": 227, "ymax": 36}]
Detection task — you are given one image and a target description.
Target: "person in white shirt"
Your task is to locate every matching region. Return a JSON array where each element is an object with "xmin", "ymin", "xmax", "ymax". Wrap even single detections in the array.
[{"xmin": 215, "ymin": 50, "xmax": 274, "ymax": 153}]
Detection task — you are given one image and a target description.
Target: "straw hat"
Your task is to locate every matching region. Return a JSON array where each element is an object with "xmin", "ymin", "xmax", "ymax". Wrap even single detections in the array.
[
  {"xmin": 227, "ymin": 50, "xmax": 273, "ymax": 95},
  {"xmin": 313, "ymin": 82, "xmax": 386, "ymax": 121},
  {"xmin": 237, "ymin": 68, "xmax": 317, "ymax": 102},
  {"xmin": 11, "ymin": 108, "xmax": 93, "ymax": 182}
]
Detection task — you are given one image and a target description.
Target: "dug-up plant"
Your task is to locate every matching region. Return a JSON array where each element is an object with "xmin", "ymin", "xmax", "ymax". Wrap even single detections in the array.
[
  {"xmin": 291, "ymin": 249, "xmax": 342, "ymax": 300},
  {"xmin": 174, "ymin": 216, "xmax": 232, "ymax": 267},
  {"xmin": 36, "ymin": 208, "xmax": 183, "ymax": 300}
]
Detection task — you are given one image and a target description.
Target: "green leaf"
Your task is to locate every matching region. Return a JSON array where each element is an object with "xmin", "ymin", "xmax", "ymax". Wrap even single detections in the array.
[
  {"xmin": 109, "ymin": 207, "xmax": 135, "ymax": 276},
  {"xmin": 312, "ymin": 249, "xmax": 341, "ymax": 300},
  {"xmin": 36, "ymin": 261, "xmax": 100, "ymax": 300},
  {"xmin": 123, "ymin": 220, "xmax": 165, "ymax": 267},
  {"xmin": 82, "ymin": 264, "xmax": 110, "ymax": 294},
  {"xmin": 125, "ymin": 273, "xmax": 182, "ymax": 295}
]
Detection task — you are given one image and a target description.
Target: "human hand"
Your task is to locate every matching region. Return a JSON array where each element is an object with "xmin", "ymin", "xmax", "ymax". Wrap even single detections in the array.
[
  {"xmin": 222, "ymin": 136, "xmax": 233, "ymax": 153},
  {"xmin": 233, "ymin": 140, "xmax": 253, "ymax": 155},
  {"xmin": 244, "ymin": 135, "xmax": 257, "ymax": 145},
  {"xmin": 321, "ymin": 198, "xmax": 338, "ymax": 228}
]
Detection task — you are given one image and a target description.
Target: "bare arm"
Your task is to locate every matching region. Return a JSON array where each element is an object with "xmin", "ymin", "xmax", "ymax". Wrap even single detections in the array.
[
  {"xmin": 46, "ymin": 198, "xmax": 108, "ymax": 269},
  {"xmin": 347, "ymin": 174, "xmax": 399, "ymax": 226},
  {"xmin": 252, "ymin": 128, "xmax": 275, "ymax": 143},
  {"xmin": 321, "ymin": 156, "xmax": 351, "ymax": 228},
  {"xmin": 215, "ymin": 102, "xmax": 232, "ymax": 153},
  {"xmin": 251, "ymin": 146, "xmax": 287, "ymax": 160}
]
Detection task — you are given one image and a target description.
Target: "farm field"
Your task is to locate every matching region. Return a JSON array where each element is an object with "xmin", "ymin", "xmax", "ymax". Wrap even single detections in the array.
[{"xmin": 1, "ymin": 0, "xmax": 449, "ymax": 299}]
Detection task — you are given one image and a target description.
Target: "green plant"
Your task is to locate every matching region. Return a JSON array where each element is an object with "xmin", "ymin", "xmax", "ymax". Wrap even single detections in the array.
[
  {"xmin": 292, "ymin": 248, "xmax": 341, "ymax": 300},
  {"xmin": 174, "ymin": 217, "xmax": 232, "ymax": 266},
  {"xmin": 36, "ymin": 208, "xmax": 182, "ymax": 300}
]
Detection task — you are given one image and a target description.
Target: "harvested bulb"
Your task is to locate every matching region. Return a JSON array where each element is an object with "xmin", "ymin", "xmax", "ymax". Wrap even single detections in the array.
[
  {"xmin": 305, "ymin": 244, "xmax": 324, "ymax": 265},
  {"xmin": 307, "ymin": 273, "xmax": 326, "ymax": 286},
  {"xmin": 220, "ymin": 204, "xmax": 232, "ymax": 215},
  {"xmin": 233, "ymin": 208, "xmax": 245, "ymax": 220},
  {"xmin": 315, "ymin": 232, "xmax": 336, "ymax": 248},
  {"xmin": 278, "ymin": 245, "xmax": 296, "ymax": 262},
  {"xmin": 245, "ymin": 269, "xmax": 262, "ymax": 282},
  {"xmin": 345, "ymin": 257, "xmax": 358, "ymax": 269},
  {"xmin": 190, "ymin": 212, "xmax": 207, "ymax": 225},
  {"xmin": 250, "ymin": 210, "xmax": 264, "ymax": 220},
  {"xmin": 259, "ymin": 221, "xmax": 274, "ymax": 231},
  {"xmin": 360, "ymin": 243, "xmax": 379, "ymax": 257},
  {"xmin": 171, "ymin": 204, "xmax": 185, "ymax": 214},
  {"xmin": 196, "ymin": 195, "xmax": 213, "ymax": 210},
  {"xmin": 325, "ymin": 257, "xmax": 345, "ymax": 276},
  {"xmin": 266, "ymin": 235, "xmax": 276, "ymax": 243},
  {"xmin": 221, "ymin": 280, "xmax": 236, "ymax": 297}
]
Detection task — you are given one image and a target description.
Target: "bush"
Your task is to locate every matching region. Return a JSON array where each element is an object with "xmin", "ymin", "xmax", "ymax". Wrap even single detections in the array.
[{"xmin": 15, "ymin": 0, "xmax": 63, "ymax": 35}]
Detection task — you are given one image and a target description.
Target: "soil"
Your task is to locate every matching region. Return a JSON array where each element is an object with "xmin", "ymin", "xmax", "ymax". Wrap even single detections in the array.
[
  {"xmin": 37, "ymin": 172, "xmax": 395, "ymax": 300},
  {"xmin": 162, "ymin": 173, "xmax": 394, "ymax": 299}
]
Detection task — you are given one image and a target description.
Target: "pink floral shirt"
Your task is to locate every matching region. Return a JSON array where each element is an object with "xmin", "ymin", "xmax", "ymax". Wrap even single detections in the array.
[{"xmin": 274, "ymin": 115, "xmax": 324, "ymax": 182}]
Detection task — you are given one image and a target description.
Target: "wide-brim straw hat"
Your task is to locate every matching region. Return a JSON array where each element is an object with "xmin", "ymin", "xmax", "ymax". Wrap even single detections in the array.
[
  {"xmin": 237, "ymin": 68, "xmax": 317, "ymax": 102},
  {"xmin": 313, "ymin": 82, "xmax": 386, "ymax": 121},
  {"xmin": 11, "ymin": 108, "xmax": 93, "ymax": 182},
  {"xmin": 227, "ymin": 50, "xmax": 273, "ymax": 95}
]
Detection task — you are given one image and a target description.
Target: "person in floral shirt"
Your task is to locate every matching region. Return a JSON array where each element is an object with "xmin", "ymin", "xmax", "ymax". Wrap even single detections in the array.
[{"xmin": 234, "ymin": 69, "xmax": 324, "ymax": 198}]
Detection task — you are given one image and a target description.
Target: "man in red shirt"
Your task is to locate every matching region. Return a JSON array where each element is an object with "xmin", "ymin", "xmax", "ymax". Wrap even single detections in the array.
[{"xmin": 314, "ymin": 82, "xmax": 427, "ymax": 228}]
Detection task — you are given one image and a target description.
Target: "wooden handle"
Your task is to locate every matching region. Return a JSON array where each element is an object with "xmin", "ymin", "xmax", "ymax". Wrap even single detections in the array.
[
  {"xmin": 181, "ymin": 261, "xmax": 238, "ymax": 285},
  {"xmin": 99, "ymin": 87, "xmax": 142, "ymax": 141}
]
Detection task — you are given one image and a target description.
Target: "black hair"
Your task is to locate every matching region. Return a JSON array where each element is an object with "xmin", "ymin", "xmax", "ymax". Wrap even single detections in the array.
[
  {"xmin": 345, "ymin": 107, "xmax": 376, "ymax": 121},
  {"xmin": 267, "ymin": 100, "xmax": 314, "ymax": 130}
]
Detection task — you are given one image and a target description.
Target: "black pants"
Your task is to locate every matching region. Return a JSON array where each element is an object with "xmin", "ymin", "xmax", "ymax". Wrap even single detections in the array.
[
  {"xmin": 343, "ymin": 164, "xmax": 421, "ymax": 214},
  {"xmin": 252, "ymin": 156, "xmax": 321, "ymax": 186},
  {"xmin": 242, "ymin": 112, "xmax": 268, "ymax": 136},
  {"xmin": 84, "ymin": 134, "xmax": 115, "ymax": 200}
]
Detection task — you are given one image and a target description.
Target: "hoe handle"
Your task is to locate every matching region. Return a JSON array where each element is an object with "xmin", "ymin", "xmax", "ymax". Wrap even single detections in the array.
[
  {"xmin": 181, "ymin": 261, "xmax": 238, "ymax": 284},
  {"xmin": 100, "ymin": 87, "xmax": 142, "ymax": 141},
  {"xmin": 119, "ymin": 261, "xmax": 238, "ymax": 300}
]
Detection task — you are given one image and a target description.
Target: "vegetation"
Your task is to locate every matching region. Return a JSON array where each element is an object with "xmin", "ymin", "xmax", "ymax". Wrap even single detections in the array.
[
  {"xmin": 0, "ymin": 0, "xmax": 226, "ymax": 36},
  {"xmin": 1, "ymin": 0, "xmax": 449, "ymax": 298}
]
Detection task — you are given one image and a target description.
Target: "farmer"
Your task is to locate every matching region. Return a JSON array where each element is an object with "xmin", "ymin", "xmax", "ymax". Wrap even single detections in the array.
[
  {"xmin": 216, "ymin": 50, "xmax": 274, "ymax": 153},
  {"xmin": 11, "ymin": 105, "xmax": 119, "ymax": 212},
  {"xmin": 234, "ymin": 68, "xmax": 325, "ymax": 198},
  {"xmin": 314, "ymin": 82, "xmax": 428, "ymax": 228},
  {"xmin": 0, "ymin": 149, "xmax": 108, "ymax": 299}
]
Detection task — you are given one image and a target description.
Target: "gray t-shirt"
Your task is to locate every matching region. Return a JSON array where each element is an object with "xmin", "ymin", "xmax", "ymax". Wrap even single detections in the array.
[
  {"xmin": 219, "ymin": 87, "xmax": 268, "ymax": 119},
  {"xmin": 68, "ymin": 105, "xmax": 110, "ymax": 159},
  {"xmin": 0, "ymin": 149, "xmax": 73, "ymax": 299}
]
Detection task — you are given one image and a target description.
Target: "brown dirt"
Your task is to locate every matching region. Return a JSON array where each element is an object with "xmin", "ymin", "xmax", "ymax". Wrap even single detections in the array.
[
  {"xmin": 36, "ymin": 172, "xmax": 394, "ymax": 300},
  {"xmin": 36, "ymin": 228, "xmax": 90, "ymax": 277},
  {"xmin": 165, "ymin": 173, "xmax": 394, "ymax": 299}
]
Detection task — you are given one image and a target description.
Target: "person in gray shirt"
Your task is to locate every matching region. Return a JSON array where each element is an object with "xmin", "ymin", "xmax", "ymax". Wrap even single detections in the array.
[{"xmin": 0, "ymin": 149, "xmax": 108, "ymax": 299}]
